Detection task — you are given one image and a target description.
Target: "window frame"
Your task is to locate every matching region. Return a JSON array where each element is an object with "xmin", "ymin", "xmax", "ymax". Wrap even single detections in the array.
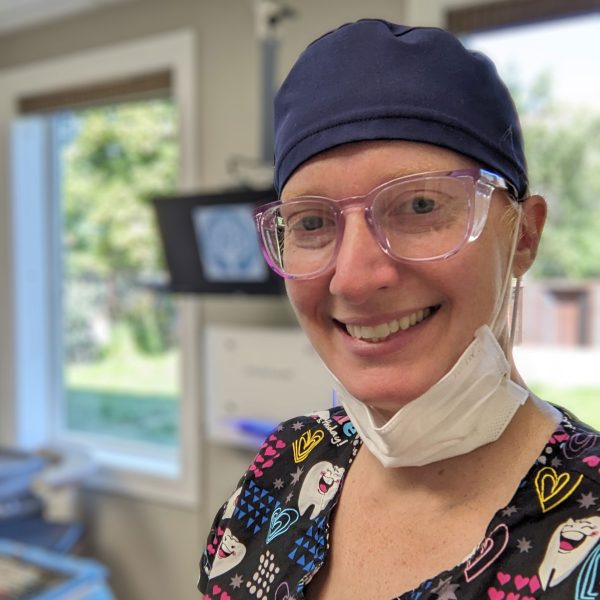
[
  {"xmin": 446, "ymin": 0, "xmax": 600, "ymax": 33},
  {"xmin": 0, "ymin": 30, "xmax": 202, "ymax": 506}
]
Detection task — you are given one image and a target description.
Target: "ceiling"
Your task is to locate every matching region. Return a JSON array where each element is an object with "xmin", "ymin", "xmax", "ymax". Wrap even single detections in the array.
[{"xmin": 0, "ymin": 0, "xmax": 133, "ymax": 35}]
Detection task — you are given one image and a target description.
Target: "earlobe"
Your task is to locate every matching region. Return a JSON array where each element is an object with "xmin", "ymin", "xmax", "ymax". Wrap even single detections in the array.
[{"xmin": 513, "ymin": 195, "xmax": 547, "ymax": 277}]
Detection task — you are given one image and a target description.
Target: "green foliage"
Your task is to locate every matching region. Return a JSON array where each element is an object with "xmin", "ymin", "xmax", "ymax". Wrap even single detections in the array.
[
  {"xmin": 64, "ymin": 278, "xmax": 109, "ymax": 362},
  {"xmin": 126, "ymin": 291, "xmax": 176, "ymax": 355},
  {"xmin": 66, "ymin": 321, "xmax": 178, "ymax": 396},
  {"xmin": 62, "ymin": 98, "xmax": 178, "ymax": 281},
  {"xmin": 61, "ymin": 98, "xmax": 179, "ymax": 358},
  {"xmin": 508, "ymin": 73, "xmax": 600, "ymax": 279}
]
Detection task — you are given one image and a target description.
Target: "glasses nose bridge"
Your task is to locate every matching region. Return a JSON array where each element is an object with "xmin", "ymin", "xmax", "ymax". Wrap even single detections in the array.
[
  {"xmin": 337, "ymin": 187, "xmax": 376, "ymax": 213},
  {"xmin": 336, "ymin": 189, "xmax": 378, "ymax": 231},
  {"xmin": 335, "ymin": 191, "xmax": 385, "ymax": 257}
]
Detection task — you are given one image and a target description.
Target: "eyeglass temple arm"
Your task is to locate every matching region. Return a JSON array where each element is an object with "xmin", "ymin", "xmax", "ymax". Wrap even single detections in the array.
[{"xmin": 480, "ymin": 169, "xmax": 519, "ymax": 201}]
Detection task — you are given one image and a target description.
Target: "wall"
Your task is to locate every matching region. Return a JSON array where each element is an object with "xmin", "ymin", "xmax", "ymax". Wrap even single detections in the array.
[
  {"xmin": 521, "ymin": 281, "xmax": 600, "ymax": 348},
  {"xmin": 403, "ymin": 0, "xmax": 493, "ymax": 27}
]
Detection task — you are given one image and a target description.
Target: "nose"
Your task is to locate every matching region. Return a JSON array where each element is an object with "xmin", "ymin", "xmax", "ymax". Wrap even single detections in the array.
[{"xmin": 329, "ymin": 211, "xmax": 401, "ymax": 304}]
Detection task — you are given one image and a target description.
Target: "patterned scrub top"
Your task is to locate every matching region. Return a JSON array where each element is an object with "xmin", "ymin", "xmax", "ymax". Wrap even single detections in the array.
[{"xmin": 199, "ymin": 406, "xmax": 600, "ymax": 599}]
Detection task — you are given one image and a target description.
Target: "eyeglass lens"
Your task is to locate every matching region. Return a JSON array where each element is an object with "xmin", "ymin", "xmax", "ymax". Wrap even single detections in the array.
[{"xmin": 262, "ymin": 175, "xmax": 474, "ymax": 278}]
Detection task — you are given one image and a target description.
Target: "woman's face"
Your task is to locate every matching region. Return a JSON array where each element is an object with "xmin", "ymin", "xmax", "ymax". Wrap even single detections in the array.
[{"xmin": 283, "ymin": 141, "xmax": 541, "ymax": 415}]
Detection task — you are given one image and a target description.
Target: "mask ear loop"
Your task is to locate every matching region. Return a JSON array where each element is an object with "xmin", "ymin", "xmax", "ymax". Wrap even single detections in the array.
[
  {"xmin": 489, "ymin": 202, "xmax": 523, "ymax": 352},
  {"xmin": 509, "ymin": 275, "xmax": 523, "ymax": 349}
]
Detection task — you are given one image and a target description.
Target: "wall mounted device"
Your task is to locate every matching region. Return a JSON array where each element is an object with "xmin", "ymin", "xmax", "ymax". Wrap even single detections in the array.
[
  {"xmin": 205, "ymin": 325, "xmax": 333, "ymax": 448},
  {"xmin": 152, "ymin": 187, "xmax": 283, "ymax": 295}
]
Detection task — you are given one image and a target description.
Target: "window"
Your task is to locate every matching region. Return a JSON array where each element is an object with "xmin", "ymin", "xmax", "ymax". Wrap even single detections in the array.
[
  {"xmin": 53, "ymin": 99, "xmax": 180, "ymax": 449},
  {"xmin": 1, "ymin": 31, "xmax": 200, "ymax": 504},
  {"xmin": 464, "ymin": 15, "xmax": 600, "ymax": 427}
]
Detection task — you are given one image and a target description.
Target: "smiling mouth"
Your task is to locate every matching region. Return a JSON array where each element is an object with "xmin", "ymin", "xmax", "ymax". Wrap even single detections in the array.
[
  {"xmin": 559, "ymin": 532, "xmax": 587, "ymax": 553},
  {"xmin": 342, "ymin": 305, "xmax": 440, "ymax": 343},
  {"xmin": 218, "ymin": 546, "xmax": 233, "ymax": 559},
  {"xmin": 318, "ymin": 476, "xmax": 333, "ymax": 495}
]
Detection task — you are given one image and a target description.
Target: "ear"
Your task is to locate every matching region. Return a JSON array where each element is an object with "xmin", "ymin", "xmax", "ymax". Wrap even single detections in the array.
[{"xmin": 513, "ymin": 194, "xmax": 547, "ymax": 277}]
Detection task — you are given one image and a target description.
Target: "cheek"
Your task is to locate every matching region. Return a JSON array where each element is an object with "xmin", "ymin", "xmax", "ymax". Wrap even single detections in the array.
[
  {"xmin": 286, "ymin": 279, "xmax": 329, "ymax": 323},
  {"xmin": 426, "ymin": 239, "xmax": 509, "ymax": 336},
  {"xmin": 460, "ymin": 229, "xmax": 511, "ymax": 298}
]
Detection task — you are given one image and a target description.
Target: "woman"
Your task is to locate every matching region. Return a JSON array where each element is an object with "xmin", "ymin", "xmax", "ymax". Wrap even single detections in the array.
[{"xmin": 199, "ymin": 20, "xmax": 600, "ymax": 599}]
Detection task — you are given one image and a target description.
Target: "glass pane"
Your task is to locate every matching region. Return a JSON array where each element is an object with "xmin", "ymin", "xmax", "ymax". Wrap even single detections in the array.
[
  {"xmin": 54, "ymin": 98, "xmax": 180, "ymax": 446},
  {"xmin": 466, "ymin": 16, "xmax": 600, "ymax": 427}
]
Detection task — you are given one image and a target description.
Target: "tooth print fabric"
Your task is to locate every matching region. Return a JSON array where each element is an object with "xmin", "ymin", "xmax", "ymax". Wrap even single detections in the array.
[{"xmin": 198, "ymin": 406, "xmax": 600, "ymax": 599}]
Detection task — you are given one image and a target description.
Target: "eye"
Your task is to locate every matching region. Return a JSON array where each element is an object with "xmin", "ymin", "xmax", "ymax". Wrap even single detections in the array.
[
  {"xmin": 297, "ymin": 215, "xmax": 325, "ymax": 231},
  {"xmin": 411, "ymin": 196, "xmax": 436, "ymax": 214},
  {"xmin": 280, "ymin": 206, "xmax": 333, "ymax": 232},
  {"xmin": 377, "ymin": 190, "xmax": 444, "ymax": 217}
]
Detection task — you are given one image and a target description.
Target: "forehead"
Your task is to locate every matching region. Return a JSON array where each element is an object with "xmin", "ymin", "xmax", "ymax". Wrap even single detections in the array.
[{"xmin": 281, "ymin": 140, "xmax": 480, "ymax": 200}]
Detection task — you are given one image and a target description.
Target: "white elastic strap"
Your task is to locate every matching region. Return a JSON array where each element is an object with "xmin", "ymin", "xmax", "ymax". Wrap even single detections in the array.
[
  {"xmin": 489, "ymin": 205, "xmax": 523, "ymax": 345},
  {"xmin": 509, "ymin": 276, "xmax": 523, "ymax": 349}
]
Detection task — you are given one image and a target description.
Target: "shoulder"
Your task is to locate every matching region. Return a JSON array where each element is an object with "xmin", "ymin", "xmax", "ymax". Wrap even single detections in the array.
[
  {"xmin": 274, "ymin": 406, "xmax": 359, "ymax": 453},
  {"xmin": 198, "ymin": 407, "xmax": 359, "ymax": 594},
  {"xmin": 554, "ymin": 406, "xmax": 600, "ymax": 484},
  {"xmin": 244, "ymin": 406, "xmax": 358, "ymax": 496},
  {"xmin": 510, "ymin": 409, "xmax": 600, "ymax": 595}
]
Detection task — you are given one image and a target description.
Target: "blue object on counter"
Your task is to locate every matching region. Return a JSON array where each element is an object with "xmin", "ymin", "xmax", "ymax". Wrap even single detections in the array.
[
  {"xmin": 231, "ymin": 418, "xmax": 278, "ymax": 439},
  {"xmin": 0, "ymin": 518, "xmax": 83, "ymax": 553},
  {"xmin": 0, "ymin": 539, "xmax": 116, "ymax": 600}
]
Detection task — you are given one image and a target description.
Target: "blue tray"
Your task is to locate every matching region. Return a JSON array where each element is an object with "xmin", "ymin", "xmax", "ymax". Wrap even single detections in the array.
[{"xmin": 0, "ymin": 538, "xmax": 116, "ymax": 600}]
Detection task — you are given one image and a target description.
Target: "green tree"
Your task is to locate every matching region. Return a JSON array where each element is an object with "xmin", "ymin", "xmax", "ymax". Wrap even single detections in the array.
[
  {"xmin": 62, "ymin": 98, "xmax": 178, "ymax": 354},
  {"xmin": 63, "ymin": 99, "xmax": 178, "ymax": 284},
  {"xmin": 509, "ymin": 73, "xmax": 600, "ymax": 279}
]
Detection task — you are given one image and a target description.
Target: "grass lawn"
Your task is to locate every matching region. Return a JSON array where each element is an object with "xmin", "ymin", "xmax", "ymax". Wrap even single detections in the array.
[
  {"xmin": 529, "ymin": 383, "xmax": 600, "ymax": 429},
  {"xmin": 66, "ymin": 388, "xmax": 178, "ymax": 445},
  {"xmin": 65, "ymin": 326, "xmax": 179, "ymax": 445}
]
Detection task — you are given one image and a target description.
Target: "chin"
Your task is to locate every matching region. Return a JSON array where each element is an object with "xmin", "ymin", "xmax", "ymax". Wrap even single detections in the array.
[{"xmin": 337, "ymin": 377, "xmax": 426, "ymax": 415}]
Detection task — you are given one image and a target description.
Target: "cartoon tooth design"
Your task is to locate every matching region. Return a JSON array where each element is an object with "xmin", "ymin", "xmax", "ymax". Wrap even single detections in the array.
[
  {"xmin": 298, "ymin": 461, "xmax": 345, "ymax": 520},
  {"xmin": 211, "ymin": 528, "xmax": 247, "ymax": 578},
  {"xmin": 539, "ymin": 516, "xmax": 600, "ymax": 588},
  {"xmin": 222, "ymin": 487, "xmax": 242, "ymax": 520}
]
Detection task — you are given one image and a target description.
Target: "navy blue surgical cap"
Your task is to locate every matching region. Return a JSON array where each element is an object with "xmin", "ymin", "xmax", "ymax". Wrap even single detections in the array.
[{"xmin": 274, "ymin": 19, "xmax": 528, "ymax": 198}]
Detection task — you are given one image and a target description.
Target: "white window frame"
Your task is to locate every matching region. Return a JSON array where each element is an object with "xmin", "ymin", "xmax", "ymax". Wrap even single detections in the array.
[{"xmin": 0, "ymin": 30, "xmax": 202, "ymax": 506}]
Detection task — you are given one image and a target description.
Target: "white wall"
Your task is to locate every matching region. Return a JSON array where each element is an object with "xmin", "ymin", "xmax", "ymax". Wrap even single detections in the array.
[{"xmin": 404, "ymin": 0, "xmax": 491, "ymax": 26}]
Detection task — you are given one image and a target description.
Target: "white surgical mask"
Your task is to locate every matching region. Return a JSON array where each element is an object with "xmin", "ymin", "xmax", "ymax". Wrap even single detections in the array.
[
  {"xmin": 335, "ymin": 325, "xmax": 528, "ymax": 467},
  {"xmin": 333, "ymin": 206, "xmax": 529, "ymax": 467}
]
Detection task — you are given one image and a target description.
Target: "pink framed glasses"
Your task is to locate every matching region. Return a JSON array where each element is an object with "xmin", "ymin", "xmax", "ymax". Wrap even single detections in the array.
[{"xmin": 254, "ymin": 168, "xmax": 517, "ymax": 280}]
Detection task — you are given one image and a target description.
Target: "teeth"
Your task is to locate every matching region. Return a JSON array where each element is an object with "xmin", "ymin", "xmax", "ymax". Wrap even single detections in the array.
[
  {"xmin": 372, "ymin": 323, "xmax": 391, "ymax": 338},
  {"xmin": 345, "ymin": 307, "xmax": 432, "ymax": 342}
]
